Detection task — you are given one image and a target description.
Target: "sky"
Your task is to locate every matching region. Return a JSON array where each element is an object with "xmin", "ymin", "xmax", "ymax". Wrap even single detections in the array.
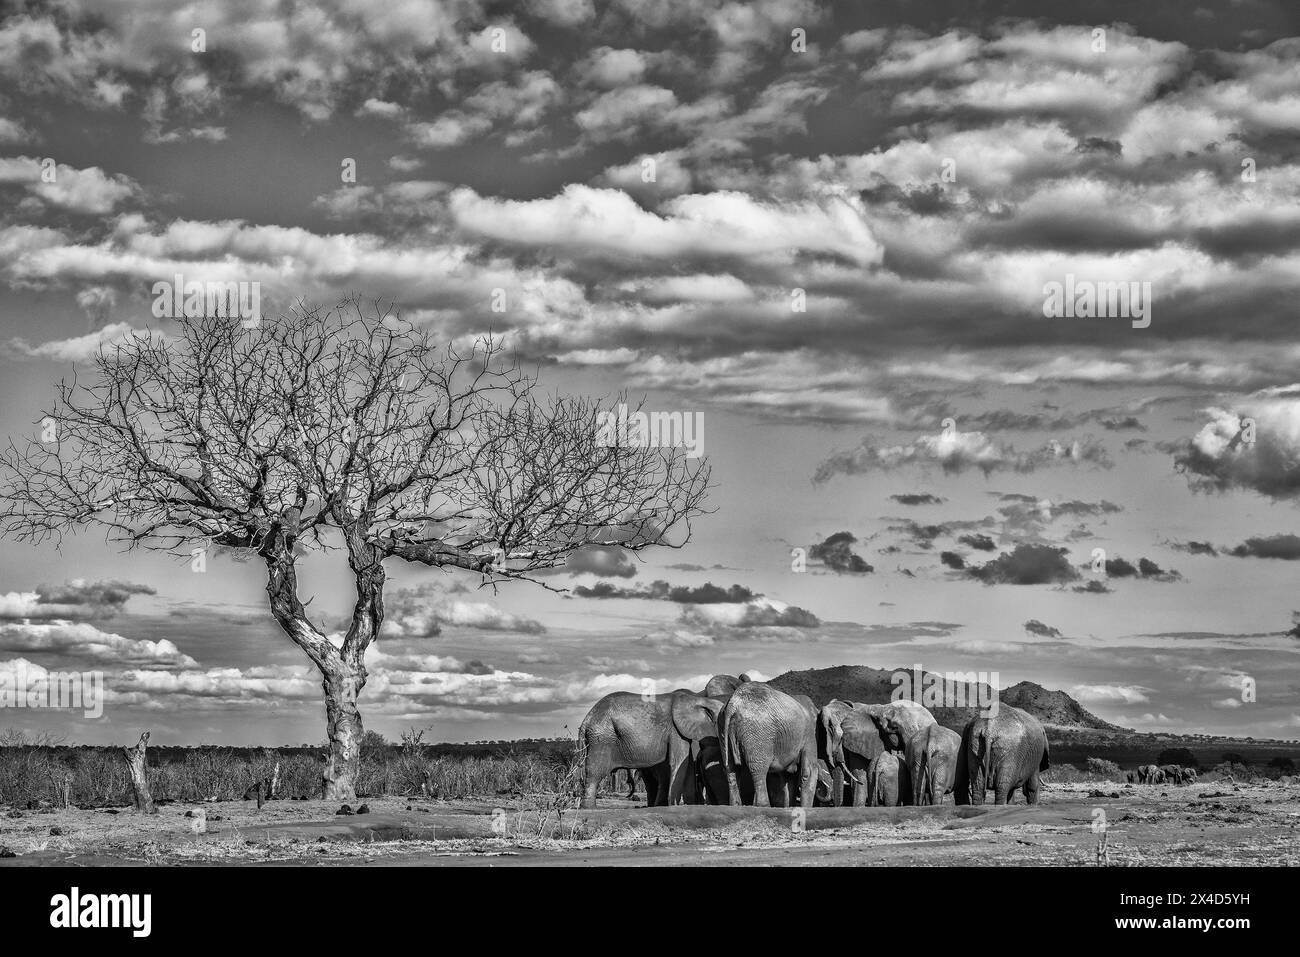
[{"xmin": 1, "ymin": 0, "xmax": 1299, "ymax": 747}]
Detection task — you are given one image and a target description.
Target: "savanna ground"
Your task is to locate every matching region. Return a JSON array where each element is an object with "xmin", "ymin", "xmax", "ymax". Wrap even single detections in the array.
[{"xmin": 2, "ymin": 770, "xmax": 1297, "ymax": 867}]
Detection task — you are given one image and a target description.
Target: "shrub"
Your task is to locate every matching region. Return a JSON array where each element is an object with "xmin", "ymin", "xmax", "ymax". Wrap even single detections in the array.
[{"xmin": 1085, "ymin": 757, "xmax": 1122, "ymax": 778}]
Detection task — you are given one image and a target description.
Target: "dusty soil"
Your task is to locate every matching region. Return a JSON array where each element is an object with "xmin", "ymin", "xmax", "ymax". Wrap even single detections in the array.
[{"xmin": 2, "ymin": 780, "xmax": 1297, "ymax": 866}]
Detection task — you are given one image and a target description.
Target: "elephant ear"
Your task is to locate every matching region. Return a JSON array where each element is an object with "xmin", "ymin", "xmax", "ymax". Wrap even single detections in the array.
[
  {"xmin": 672, "ymin": 693, "xmax": 722, "ymax": 744},
  {"xmin": 840, "ymin": 709, "xmax": 887, "ymax": 761}
]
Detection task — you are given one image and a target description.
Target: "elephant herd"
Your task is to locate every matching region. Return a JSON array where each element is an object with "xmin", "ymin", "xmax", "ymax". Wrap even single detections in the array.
[
  {"xmin": 1128, "ymin": 764, "xmax": 1197, "ymax": 786},
  {"xmin": 578, "ymin": 674, "xmax": 1051, "ymax": 809}
]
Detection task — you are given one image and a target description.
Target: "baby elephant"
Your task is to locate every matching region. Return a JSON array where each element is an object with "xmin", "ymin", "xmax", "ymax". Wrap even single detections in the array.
[
  {"xmin": 905, "ymin": 724, "xmax": 961, "ymax": 805},
  {"xmin": 866, "ymin": 751, "xmax": 911, "ymax": 806}
]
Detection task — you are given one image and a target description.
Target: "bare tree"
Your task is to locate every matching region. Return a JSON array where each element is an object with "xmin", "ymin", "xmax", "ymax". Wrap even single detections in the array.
[{"xmin": 0, "ymin": 298, "xmax": 711, "ymax": 800}]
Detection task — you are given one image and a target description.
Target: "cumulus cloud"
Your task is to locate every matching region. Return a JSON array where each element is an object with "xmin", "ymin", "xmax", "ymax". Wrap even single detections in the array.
[
  {"xmin": 808, "ymin": 531, "xmax": 873, "ymax": 574},
  {"xmin": 1225, "ymin": 534, "xmax": 1300, "ymax": 560},
  {"xmin": 1024, "ymin": 619, "xmax": 1063, "ymax": 638},
  {"xmin": 678, "ymin": 597, "xmax": 820, "ymax": 630},
  {"xmin": 1070, "ymin": 683, "xmax": 1153, "ymax": 705},
  {"xmin": 573, "ymin": 580, "xmax": 758, "ymax": 603},
  {"xmin": 0, "ymin": 580, "xmax": 155, "ymax": 620},
  {"xmin": 0, "ymin": 621, "xmax": 196, "ymax": 667},
  {"xmin": 814, "ymin": 426, "xmax": 1110, "ymax": 483},
  {"xmin": 0, "ymin": 156, "xmax": 138, "ymax": 213},
  {"xmin": 564, "ymin": 545, "xmax": 638, "ymax": 578},
  {"xmin": 1, "ymin": 322, "xmax": 159, "ymax": 362},
  {"xmin": 381, "ymin": 584, "xmax": 546, "ymax": 638},
  {"xmin": 968, "ymin": 544, "xmax": 1079, "ymax": 585},
  {"xmin": 1174, "ymin": 391, "xmax": 1300, "ymax": 498},
  {"xmin": 449, "ymin": 185, "xmax": 884, "ymax": 266},
  {"xmin": 891, "ymin": 493, "xmax": 945, "ymax": 506},
  {"xmin": 1091, "ymin": 555, "xmax": 1181, "ymax": 582}
]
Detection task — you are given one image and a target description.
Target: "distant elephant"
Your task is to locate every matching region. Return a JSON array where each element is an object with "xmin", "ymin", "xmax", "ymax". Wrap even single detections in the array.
[
  {"xmin": 578, "ymin": 689, "xmax": 727, "ymax": 808},
  {"xmin": 905, "ymin": 724, "xmax": 961, "ymax": 805},
  {"xmin": 1180, "ymin": 768, "xmax": 1197, "ymax": 785},
  {"xmin": 1125, "ymin": 771, "xmax": 1136, "ymax": 784},
  {"xmin": 605, "ymin": 769, "xmax": 637, "ymax": 798},
  {"xmin": 866, "ymin": 751, "xmax": 910, "ymax": 806},
  {"xmin": 1160, "ymin": 764, "xmax": 1183, "ymax": 785},
  {"xmin": 719, "ymin": 682, "xmax": 819, "ymax": 807},
  {"xmin": 1137, "ymin": 764, "xmax": 1160, "ymax": 784},
  {"xmin": 955, "ymin": 705, "xmax": 1049, "ymax": 805},
  {"xmin": 704, "ymin": 674, "xmax": 745, "ymax": 700}
]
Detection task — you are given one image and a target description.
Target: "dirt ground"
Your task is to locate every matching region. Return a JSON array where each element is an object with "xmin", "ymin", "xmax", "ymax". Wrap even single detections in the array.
[{"xmin": 2, "ymin": 780, "xmax": 1297, "ymax": 866}]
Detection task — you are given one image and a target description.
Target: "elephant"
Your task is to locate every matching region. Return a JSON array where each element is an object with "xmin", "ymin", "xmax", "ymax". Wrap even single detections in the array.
[
  {"xmin": 1125, "ymin": 771, "xmax": 1136, "ymax": 784},
  {"xmin": 905, "ymin": 724, "xmax": 961, "ymax": 805},
  {"xmin": 866, "ymin": 699, "xmax": 939, "ymax": 752},
  {"xmin": 578, "ymin": 689, "xmax": 727, "ymax": 808},
  {"xmin": 821, "ymin": 700, "xmax": 887, "ymax": 807},
  {"xmin": 821, "ymin": 700, "xmax": 930, "ymax": 806},
  {"xmin": 866, "ymin": 751, "xmax": 910, "ymax": 806},
  {"xmin": 719, "ymin": 682, "xmax": 819, "ymax": 807},
  {"xmin": 1160, "ymin": 764, "xmax": 1183, "ymax": 785},
  {"xmin": 1180, "ymin": 768, "xmax": 1198, "ymax": 785},
  {"xmin": 1137, "ymin": 764, "xmax": 1161, "ymax": 784},
  {"xmin": 955, "ymin": 705, "xmax": 1049, "ymax": 805}
]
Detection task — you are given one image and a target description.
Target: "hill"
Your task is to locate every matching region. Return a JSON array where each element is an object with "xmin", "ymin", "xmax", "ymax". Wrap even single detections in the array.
[{"xmin": 767, "ymin": 664, "xmax": 1124, "ymax": 732}]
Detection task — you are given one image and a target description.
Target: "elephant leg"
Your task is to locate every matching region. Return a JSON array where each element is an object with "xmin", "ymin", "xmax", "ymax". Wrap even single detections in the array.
[
  {"xmin": 638, "ymin": 768, "xmax": 655, "ymax": 806},
  {"xmin": 992, "ymin": 773, "xmax": 1012, "ymax": 805},
  {"xmin": 642, "ymin": 767, "xmax": 662, "ymax": 807},
  {"xmin": 652, "ymin": 762, "xmax": 673, "ymax": 806},
  {"xmin": 581, "ymin": 747, "xmax": 611, "ymax": 810},
  {"xmin": 831, "ymin": 766, "xmax": 844, "ymax": 807},
  {"xmin": 750, "ymin": 762, "xmax": 771, "ymax": 807},
  {"xmin": 851, "ymin": 769, "xmax": 867, "ymax": 807},
  {"xmin": 1024, "ymin": 770, "xmax": 1041, "ymax": 805},
  {"xmin": 666, "ymin": 737, "xmax": 693, "ymax": 806},
  {"xmin": 735, "ymin": 771, "xmax": 753, "ymax": 806},
  {"xmin": 766, "ymin": 774, "xmax": 786, "ymax": 808},
  {"xmin": 799, "ymin": 763, "xmax": 815, "ymax": 809}
]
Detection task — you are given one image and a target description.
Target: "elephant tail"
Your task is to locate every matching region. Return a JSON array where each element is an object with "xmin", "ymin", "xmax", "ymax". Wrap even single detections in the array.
[
  {"xmin": 977, "ymin": 724, "xmax": 993, "ymax": 788},
  {"xmin": 1039, "ymin": 734, "xmax": 1050, "ymax": 772},
  {"xmin": 719, "ymin": 705, "xmax": 733, "ymax": 773},
  {"xmin": 576, "ymin": 711, "xmax": 596, "ymax": 785}
]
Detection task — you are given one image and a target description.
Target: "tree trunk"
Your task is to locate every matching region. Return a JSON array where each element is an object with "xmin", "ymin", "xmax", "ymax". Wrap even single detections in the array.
[
  {"xmin": 122, "ymin": 731, "xmax": 157, "ymax": 814},
  {"xmin": 321, "ymin": 665, "xmax": 365, "ymax": 801},
  {"xmin": 261, "ymin": 515, "xmax": 384, "ymax": 804}
]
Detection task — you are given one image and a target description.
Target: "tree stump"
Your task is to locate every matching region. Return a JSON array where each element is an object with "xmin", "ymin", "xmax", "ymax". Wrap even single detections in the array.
[{"xmin": 122, "ymin": 731, "xmax": 157, "ymax": 814}]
